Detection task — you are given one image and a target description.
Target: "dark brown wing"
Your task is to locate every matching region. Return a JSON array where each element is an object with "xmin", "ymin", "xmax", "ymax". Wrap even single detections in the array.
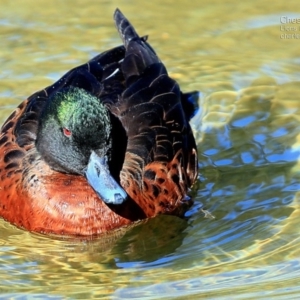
[
  {"xmin": 102, "ymin": 9, "xmax": 199, "ymax": 217},
  {"xmin": 112, "ymin": 9, "xmax": 198, "ymax": 192}
]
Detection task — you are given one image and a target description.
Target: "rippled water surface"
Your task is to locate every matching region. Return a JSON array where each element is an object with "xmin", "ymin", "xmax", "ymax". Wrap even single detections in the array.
[{"xmin": 1, "ymin": 0, "xmax": 300, "ymax": 299}]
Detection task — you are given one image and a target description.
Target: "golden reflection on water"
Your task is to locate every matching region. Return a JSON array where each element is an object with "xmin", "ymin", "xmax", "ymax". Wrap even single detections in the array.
[{"xmin": 1, "ymin": 0, "xmax": 300, "ymax": 298}]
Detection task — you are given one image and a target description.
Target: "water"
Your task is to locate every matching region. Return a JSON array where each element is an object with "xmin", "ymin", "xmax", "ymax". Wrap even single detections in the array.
[{"xmin": 1, "ymin": 0, "xmax": 300, "ymax": 298}]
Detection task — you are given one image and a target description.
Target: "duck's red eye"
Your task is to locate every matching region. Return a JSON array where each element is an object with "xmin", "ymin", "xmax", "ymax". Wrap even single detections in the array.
[{"xmin": 63, "ymin": 127, "xmax": 72, "ymax": 137}]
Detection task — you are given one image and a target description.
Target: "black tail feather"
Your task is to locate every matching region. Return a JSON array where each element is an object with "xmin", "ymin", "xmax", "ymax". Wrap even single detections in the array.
[
  {"xmin": 181, "ymin": 91, "xmax": 199, "ymax": 120},
  {"xmin": 114, "ymin": 8, "xmax": 140, "ymax": 47},
  {"xmin": 114, "ymin": 8, "xmax": 160, "ymax": 85}
]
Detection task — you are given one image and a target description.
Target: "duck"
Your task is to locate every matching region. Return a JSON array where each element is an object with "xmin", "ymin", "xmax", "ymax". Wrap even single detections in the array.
[{"xmin": 0, "ymin": 9, "xmax": 199, "ymax": 236}]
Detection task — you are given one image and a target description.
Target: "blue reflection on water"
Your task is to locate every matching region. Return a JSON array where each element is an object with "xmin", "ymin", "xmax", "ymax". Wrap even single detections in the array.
[
  {"xmin": 266, "ymin": 149, "xmax": 299, "ymax": 163},
  {"xmin": 271, "ymin": 127, "xmax": 289, "ymax": 138},
  {"xmin": 253, "ymin": 133, "xmax": 266, "ymax": 144},
  {"xmin": 231, "ymin": 115, "xmax": 256, "ymax": 127},
  {"xmin": 203, "ymin": 148, "xmax": 219, "ymax": 156},
  {"xmin": 214, "ymin": 159, "xmax": 234, "ymax": 166},
  {"xmin": 113, "ymin": 260, "xmax": 300, "ymax": 300},
  {"xmin": 241, "ymin": 151, "xmax": 254, "ymax": 164},
  {"xmin": 115, "ymin": 255, "xmax": 184, "ymax": 269}
]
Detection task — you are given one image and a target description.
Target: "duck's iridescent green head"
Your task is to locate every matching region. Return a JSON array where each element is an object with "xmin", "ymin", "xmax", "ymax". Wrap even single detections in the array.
[{"xmin": 36, "ymin": 86, "xmax": 127, "ymax": 205}]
